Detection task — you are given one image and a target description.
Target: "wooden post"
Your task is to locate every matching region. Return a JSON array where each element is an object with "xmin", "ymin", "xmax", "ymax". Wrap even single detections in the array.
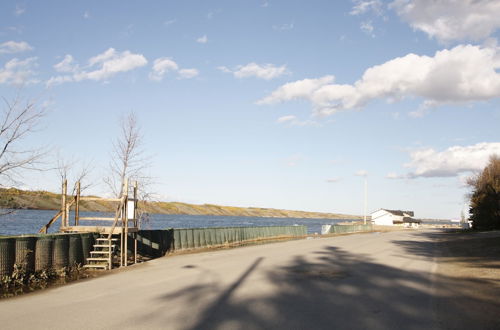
[
  {"xmin": 108, "ymin": 238, "xmax": 112, "ymax": 270},
  {"xmin": 134, "ymin": 233, "xmax": 138, "ymax": 265},
  {"xmin": 62, "ymin": 180, "xmax": 67, "ymax": 228},
  {"xmin": 120, "ymin": 217, "xmax": 124, "ymax": 268},
  {"xmin": 75, "ymin": 181, "xmax": 81, "ymax": 226}
]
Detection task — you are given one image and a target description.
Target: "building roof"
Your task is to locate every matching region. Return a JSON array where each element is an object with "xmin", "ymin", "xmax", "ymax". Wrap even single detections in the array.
[{"xmin": 380, "ymin": 209, "xmax": 414, "ymax": 217}]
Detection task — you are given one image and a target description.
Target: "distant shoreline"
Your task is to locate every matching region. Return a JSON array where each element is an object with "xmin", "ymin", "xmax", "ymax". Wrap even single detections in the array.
[{"xmin": 0, "ymin": 187, "xmax": 362, "ymax": 220}]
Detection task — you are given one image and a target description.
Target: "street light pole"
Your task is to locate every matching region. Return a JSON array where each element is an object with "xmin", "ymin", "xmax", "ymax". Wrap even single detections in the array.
[{"xmin": 363, "ymin": 177, "xmax": 367, "ymax": 225}]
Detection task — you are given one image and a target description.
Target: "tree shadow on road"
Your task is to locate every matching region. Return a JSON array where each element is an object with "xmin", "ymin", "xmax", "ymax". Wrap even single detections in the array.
[{"xmin": 126, "ymin": 233, "xmax": 500, "ymax": 330}]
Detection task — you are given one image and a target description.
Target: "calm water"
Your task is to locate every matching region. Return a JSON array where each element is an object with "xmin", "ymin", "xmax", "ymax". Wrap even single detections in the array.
[{"xmin": 0, "ymin": 209, "xmax": 351, "ymax": 236}]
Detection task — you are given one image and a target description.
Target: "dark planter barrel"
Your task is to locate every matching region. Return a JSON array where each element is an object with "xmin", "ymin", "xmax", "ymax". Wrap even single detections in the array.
[
  {"xmin": 69, "ymin": 234, "xmax": 83, "ymax": 266},
  {"xmin": 35, "ymin": 235, "xmax": 54, "ymax": 271},
  {"xmin": 53, "ymin": 235, "xmax": 69, "ymax": 269},
  {"xmin": 0, "ymin": 237, "xmax": 15, "ymax": 277},
  {"xmin": 80, "ymin": 233, "xmax": 93, "ymax": 263},
  {"xmin": 15, "ymin": 236, "xmax": 36, "ymax": 273}
]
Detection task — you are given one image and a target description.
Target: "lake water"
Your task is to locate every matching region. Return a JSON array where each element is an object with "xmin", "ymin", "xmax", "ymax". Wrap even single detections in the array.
[{"xmin": 0, "ymin": 209, "xmax": 352, "ymax": 236}]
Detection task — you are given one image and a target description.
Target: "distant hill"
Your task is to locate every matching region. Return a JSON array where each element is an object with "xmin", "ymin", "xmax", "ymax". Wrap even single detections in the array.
[{"xmin": 0, "ymin": 187, "xmax": 361, "ymax": 220}]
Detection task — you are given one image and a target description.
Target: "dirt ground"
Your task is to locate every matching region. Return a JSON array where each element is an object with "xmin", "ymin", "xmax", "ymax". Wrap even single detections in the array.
[{"xmin": 433, "ymin": 230, "xmax": 500, "ymax": 329}]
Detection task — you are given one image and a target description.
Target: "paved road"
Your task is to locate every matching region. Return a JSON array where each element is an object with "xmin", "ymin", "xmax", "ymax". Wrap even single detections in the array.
[{"xmin": 0, "ymin": 229, "xmax": 474, "ymax": 329}]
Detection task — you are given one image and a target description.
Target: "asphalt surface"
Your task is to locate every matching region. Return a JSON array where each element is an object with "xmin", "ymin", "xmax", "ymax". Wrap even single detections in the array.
[{"xmin": 0, "ymin": 229, "xmax": 485, "ymax": 329}]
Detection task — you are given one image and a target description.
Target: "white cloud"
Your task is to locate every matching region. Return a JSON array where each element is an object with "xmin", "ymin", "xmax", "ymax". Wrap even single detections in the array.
[
  {"xmin": 217, "ymin": 66, "xmax": 231, "ymax": 73},
  {"xmin": 257, "ymin": 76, "xmax": 334, "ymax": 105},
  {"xmin": 83, "ymin": 11, "xmax": 90, "ymax": 19},
  {"xmin": 87, "ymin": 48, "xmax": 116, "ymax": 66},
  {"xmin": 391, "ymin": 0, "xmax": 500, "ymax": 43},
  {"xmin": 261, "ymin": 1, "xmax": 269, "ymax": 8},
  {"xmin": 386, "ymin": 172, "xmax": 404, "ymax": 179},
  {"xmin": 149, "ymin": 57, "xmax": 198, "ymax": 81},
  {"xmin": 53, "ymin": 55, "xmax": 78, "ymax": 73},
  {"xmin": 403, "ymin": 142, "xmax": 500, "ymax": 178},
  {"xmin": 0, "ymin": 57, "xmax": 38, "ymax": 85},
  {"xmin": 196, "ymin": 35, "xmax": 208, "ymax": 44},
  {"xmin": 273, "ymin": 23, "xmax": 294, "ymax": 31},
  {"xmin": 46, "ymin": 75, "xmax": 73, "ymax": 86},
  {"xmin": 164, "ymin": 19, "xmax": 176, "ymax": 26},
  {"xmin": 326, "ymin": 177, "xmax": 341, "ymax": 183},
  {"xmin": 276, "ymin": 115, "xmax": 319, "ymax": 127},
  {"xmin": 149, "ymin": 57, "xmax": 178, "ymax": 81},
  {"xmin": 178, "ymin": 68, "xmax": 199, "ymax": 79},
  {"xmin": 0, "ymin": 41, "xmax": 33, "ymax": 54},
  {"xmin": 47, "ymin": 48, "xmax": 147, "ymax": 86},
  {"xmin": 350, "ymin": 0, "xmax": 383, "ymax": 16},
  {"xmin": 277, "ymin": 115, "xmax": 297, "ymax": 123},
  {"xmin": 355, "ymin": 170, "xmax": 368, "ymax": 176},
  {"xmin": 81, "ymin": 48, "xmax": 147, "ymax": 81},
  {"xmin": 206, "ymin": 10, "xmax": 221, "ymax": 20},
  {"xmin": 258, "ymin": 45, "xmax": 500, "ymax": 116},
  {"xmin": 220, "ymin": 62, "xmax": 289, "ymax": 80},
  {"xmin": 14, "ymin": 5, "xmax": 25, "ymax": 16},
  {"xmin": 360, "ymin": 20, "xmax": 375, "ymax": 36}
]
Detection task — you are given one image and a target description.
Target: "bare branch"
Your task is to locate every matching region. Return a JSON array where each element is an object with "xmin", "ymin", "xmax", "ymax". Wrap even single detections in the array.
[
  {"xmin": 53, "ymin": 151, "xmax": 95, "ymax": 195},
  {"xmin": 104, "ymin": 112, "xmax": 154, "ymax": 199},
  {"xmin": 0, "ymin": 93, "xmax": 46, "ymax": 186}
]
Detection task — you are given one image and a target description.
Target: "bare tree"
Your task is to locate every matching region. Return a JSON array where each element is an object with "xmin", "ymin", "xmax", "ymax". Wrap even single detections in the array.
[
  {"xmin": 0, "ymin": 94, "xmax": 46, "ymax": 186},
  {"xmin": 55, "ymin": 151, "xmax": 94, "ymax": 195},
  {"xmin": 104, "ymin": 112, "xmax": 153, "ymax": 200}
]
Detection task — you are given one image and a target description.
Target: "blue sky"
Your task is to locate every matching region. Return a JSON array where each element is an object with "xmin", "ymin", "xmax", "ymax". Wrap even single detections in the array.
[{"xmin": 1, "ymin": 1, "xmax": 500, "ymax": 219}]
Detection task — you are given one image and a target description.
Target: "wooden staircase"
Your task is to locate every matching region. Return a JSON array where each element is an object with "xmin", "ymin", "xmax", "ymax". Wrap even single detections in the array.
[
  {"xmin": 84, "ymin": 237, "xmax": 118, "ymax": 270},
  {"xmin": 41, "ymin": 179, "xmax": 139, "ymax": 271}
]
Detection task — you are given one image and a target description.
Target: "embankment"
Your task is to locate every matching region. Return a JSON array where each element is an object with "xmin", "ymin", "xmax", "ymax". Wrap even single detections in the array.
[{"xmin": 0, "ymin": 187, "xmax": 361, "ymax": 219}]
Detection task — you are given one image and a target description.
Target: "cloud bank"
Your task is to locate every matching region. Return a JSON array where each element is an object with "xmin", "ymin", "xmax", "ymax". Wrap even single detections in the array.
[
  {"xmin": 47, "ymin": 48, "xmax": 147, "ymax": 86},
  {"xmin": 402, "ymin": 142, "xmax": 500, "ymax": 178},
  {"xmin": 219, "ymin": 62, "xmax": 289, "ymax": 80},
  {"xmin": 0, "ymin": 41, "xmax": 33, "ymax": 54},
  {"xmin": 391, "ymin": 0, "xmax": 500, "ymax": 43},
  {"xmin": 258, "ymin": 45, "xmax": 500, "ymax": 116},
  {"xmin": 0, "ymin": 57, "xmax": 38, "ymax": 85}
]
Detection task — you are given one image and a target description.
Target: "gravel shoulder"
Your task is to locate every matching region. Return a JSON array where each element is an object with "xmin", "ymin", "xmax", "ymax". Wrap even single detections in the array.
[{"xmin": 433, "ymin": 230, "xmax": 500, "ymax": 329}]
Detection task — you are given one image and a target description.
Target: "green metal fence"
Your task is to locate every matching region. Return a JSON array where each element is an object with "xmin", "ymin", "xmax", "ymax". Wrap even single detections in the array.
[
  {"xmin": 0, "ymin": 225, "xmax": 306, "ymax": 278},
  {"xmin": 134, "ymin": 225, "xmax": 307, "ymax": 257},
  {"xmin": 323, "ymin": 223, "xmax": 372, "ymax": 234}
]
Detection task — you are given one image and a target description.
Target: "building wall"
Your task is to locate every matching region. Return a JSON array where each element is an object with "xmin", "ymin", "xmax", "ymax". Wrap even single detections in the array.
[{"xmin": 372, "ymin": 211, "xmax": 395, "ymax": 225}]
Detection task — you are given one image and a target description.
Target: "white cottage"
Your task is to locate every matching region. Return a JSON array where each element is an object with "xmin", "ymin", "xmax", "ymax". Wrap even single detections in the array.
[{"xmin": 371, "ymin": 209, "xmax": 421, "ymax": 227}]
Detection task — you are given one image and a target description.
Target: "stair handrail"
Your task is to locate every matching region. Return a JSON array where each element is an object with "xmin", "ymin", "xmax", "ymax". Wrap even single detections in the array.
[
  {"xmin": 106, "ymin": 192, "xmax": 127, "ymax": 240},
  {"xmin": 39, "ymin": 210, "xmax": 62, "ymax": 234},
  {"xmin": 39, "ymin": 196, "xmax": 76, "ymax": 233}
]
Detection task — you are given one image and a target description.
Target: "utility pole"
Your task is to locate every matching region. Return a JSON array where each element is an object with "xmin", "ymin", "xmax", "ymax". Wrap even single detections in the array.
[{"xmin": 363, "ymin": 177, "xmax": 367, "ymax": 225}]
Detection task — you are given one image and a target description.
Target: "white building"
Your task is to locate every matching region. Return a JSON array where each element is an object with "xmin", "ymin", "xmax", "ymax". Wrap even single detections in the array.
[{"xmin": 371, "ymin": 209, "xmax": 421, "ymax": 227}]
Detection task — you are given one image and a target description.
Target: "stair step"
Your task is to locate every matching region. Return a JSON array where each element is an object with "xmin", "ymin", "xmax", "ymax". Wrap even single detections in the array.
[
  {"xmin": 83, "ymin": 263, "xmax": 109, "ymax": 270},
  {"xmin": 93, "ymin": 244, "xmax": 116, "ymax": 248},
  {"xmin": 87, "ymin": 257, "xmax": 110, "ymax": 262},
  {"xmin": 96, "ymin": 238, "xmax": 118, "ymax": 242},
  {"xmin": 90, "ymin": 251, "xmax": 112, "ymax": 255}
]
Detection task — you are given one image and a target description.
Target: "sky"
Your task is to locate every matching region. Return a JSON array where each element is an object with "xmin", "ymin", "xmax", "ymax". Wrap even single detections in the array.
[{"xmin": 1, "ymin": 0, "xmax": 500, "ymax": 219}]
